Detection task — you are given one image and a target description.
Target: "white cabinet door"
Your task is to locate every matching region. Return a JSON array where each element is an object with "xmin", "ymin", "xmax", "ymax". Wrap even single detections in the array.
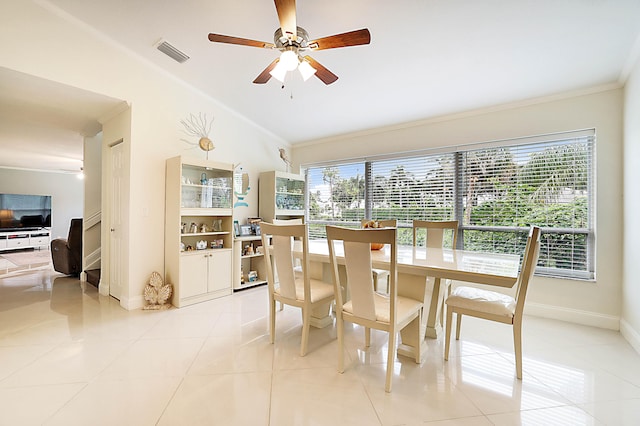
[
  {"xmin": 7, "ymin": 237, "xmax": 29, "ymax": 249},
  {"xmin": 30, "ymin": 236, "xmax": 50, "ymax": 247},
  {"xmin": 208, "ymin": 250, "xmax": 232, "ymax": 293},
  {"xmin": 180, "ymin": 253, "xmax": 208, "ymax": 299}
]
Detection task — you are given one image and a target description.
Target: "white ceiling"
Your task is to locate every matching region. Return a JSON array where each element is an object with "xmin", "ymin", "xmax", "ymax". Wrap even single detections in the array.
[
  {"xmin": 2, "ymin": 0, "xmax": 640, "ymax": 171},
  {"xmin": 0, "ymin": 67, "xmax": 125, "ymax": 172}
]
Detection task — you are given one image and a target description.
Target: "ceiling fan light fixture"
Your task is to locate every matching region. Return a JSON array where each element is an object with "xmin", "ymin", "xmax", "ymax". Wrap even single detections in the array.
[
  {"xmin": 269, "ymin": 61, "xmax": 288, "ymax": 82},
  {"xmin": 298, "ymin": 59, "xmax": 317, "ymax": 81},
  {"xmin": 279, "ymin": 50, "xmax": 299, "ymax": 71}
]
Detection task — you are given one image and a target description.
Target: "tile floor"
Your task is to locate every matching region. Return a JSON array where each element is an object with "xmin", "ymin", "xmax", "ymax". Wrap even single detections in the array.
[{"xmin": 1, "ymin": 267, "xmax": 640, "ymax": 425}]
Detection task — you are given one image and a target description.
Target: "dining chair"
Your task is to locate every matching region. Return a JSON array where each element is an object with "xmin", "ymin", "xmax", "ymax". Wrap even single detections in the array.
[
  {"xmin": 360, "ymin": 219, "xmax": 397, "ymax": 293},
  {"xmin": 444, "ymin": 225, "xmax": 541, "ymax": 379},
  {"xmin": 326, "ymin": 225, "xmax": 423, "ymax": 392},
  {"xmin": 412, "ymin": 220, "xmax": 459, "ymax": 333},
  {"xmin": 260, "ymin": 222, "xmax": 335, "ymax": 356}
]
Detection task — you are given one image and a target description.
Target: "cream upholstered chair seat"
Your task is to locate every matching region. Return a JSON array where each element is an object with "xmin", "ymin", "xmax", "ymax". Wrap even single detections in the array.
[
  {"xmin": 343, "ymin": 293, "xmax": 423, "ymax": 324},
  {"xmin": 446, "ymin": 286, "xmax": 516, "ymax": 318},
  {"xmin": 275, "ymin": 278, "xmax": 334, "ymax": 303}
]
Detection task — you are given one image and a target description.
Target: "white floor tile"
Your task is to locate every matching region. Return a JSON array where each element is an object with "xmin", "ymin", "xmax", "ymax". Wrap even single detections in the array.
[
  {"xmin": 158, "ymin": 373, "xmax": 272, "ymax": 425},
  {"xmin": 580, "ymin": 398, "xmax": 640, "ymax": 425},
  {"xmin": 45, "ymin": 377, "xmax": 182, "ymax": 426},
  {"xmin": 1, "ymin": 269, "xmax": 639, "ymax": 425},
  {"xmin": 0, "ymin": 383, "xmax": 84, "ymax": 425}
]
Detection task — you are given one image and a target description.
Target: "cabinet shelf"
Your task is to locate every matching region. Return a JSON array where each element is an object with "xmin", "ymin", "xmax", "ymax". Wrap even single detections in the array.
[
  {"xmin": 181, "ymin": 231, "xmax": 230, "ymax": 237},
  {"xmin": 235, "ymin": 279, "xmax": 268, "ymax": 291},
  {"xmin": 275, "ymin": 191, "xmax": 303, "ymax": 196},
  {"xmin": 241, "ymin": 253, "xmax": 264, "ymax": 259},
  {"xmin": 181, "ymin": 247, "xmax": 232, "ymax": 256}
]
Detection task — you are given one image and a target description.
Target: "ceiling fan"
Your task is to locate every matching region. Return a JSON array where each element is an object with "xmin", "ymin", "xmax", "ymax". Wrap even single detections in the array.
[{"xmin": 207, "ymin": 0, "xmax": 371, "ymax": 85}]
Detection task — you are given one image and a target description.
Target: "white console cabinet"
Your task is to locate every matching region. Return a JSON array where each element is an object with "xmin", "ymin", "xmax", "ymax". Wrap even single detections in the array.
[{"xmin": 0, "ymin": 229, "xmax": 50, "ymax": 252}]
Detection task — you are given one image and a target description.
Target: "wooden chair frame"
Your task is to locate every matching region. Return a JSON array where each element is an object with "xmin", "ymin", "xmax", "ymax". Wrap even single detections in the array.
[
  {"xmin": 326, "ymin": 225, "xmax": 423, "ymax": 392},
  {"xmin": 260, "ymin": 222, "xmax": 335, "ymax": 356},
  {"xmin": 444, "ymin": 226, "xmax": 541, "ymax": 379},
  {"xmin": 360, "ymin": 219, "xmax": 397, "ymax": 293}
]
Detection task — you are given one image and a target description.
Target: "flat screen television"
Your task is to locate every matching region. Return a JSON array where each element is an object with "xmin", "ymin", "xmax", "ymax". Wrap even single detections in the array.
[{"xmin": 0, "ymin": 193, "xmax": 51, "ymax": 231}]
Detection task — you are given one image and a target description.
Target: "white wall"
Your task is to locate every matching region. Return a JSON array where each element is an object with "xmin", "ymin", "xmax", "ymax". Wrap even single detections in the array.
[
  {"xmin": 0, "ymin": 168, "xmax": 83, "ymax": 240},
  {"xmin": 623, "ymin": 56, "xmax": 640, "ymax": 351},
  {"xmin": 0, "ymin": 1, "xmax": 285, "ymax": 308},
  {"xmin": 83, "ymin": 133, "xmax": 102, "ymax": 273},
  {"xmin": 293, "ymin": 88, "xmax": 624, "ymax": 329}
]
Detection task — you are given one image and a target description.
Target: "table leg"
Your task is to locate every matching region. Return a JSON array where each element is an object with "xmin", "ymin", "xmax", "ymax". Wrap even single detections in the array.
[
  {"xmin": 424, "ymin": 277, "xmax": 443, "ymax": 339},
  {"xmin": 396, "ymin": 273, "xmax": 428, "ymax": 362},
  {"xmin": 305, "ymin": 260, "xmax": 334, "ymax": 328},
  {"xmin": 309, "ymin": 301, "xmax": 333, "ymax": 328}
]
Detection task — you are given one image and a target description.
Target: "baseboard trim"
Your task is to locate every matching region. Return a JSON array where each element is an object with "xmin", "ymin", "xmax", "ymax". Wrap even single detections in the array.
[
  {"xmin": 620, "ymin": 319, "xmax": 640, "ymax": 354},
  {"xmin": 120, "ymin": 294, "xmax": 144, "ymax": 310},
  {"xmin": 525, "ymin": 302, "xmax": 619, "ymax": 330}
]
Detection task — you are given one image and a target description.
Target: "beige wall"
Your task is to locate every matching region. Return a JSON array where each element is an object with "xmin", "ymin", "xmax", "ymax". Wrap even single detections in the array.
[
  {"xmin": 293, "ymin": 88, "xmax": 624, "ymax": 329},
  {"xmin": 1, "ymin": 1, "xmax": 286, "ymax": 308},
  {"xmin": 623, "ymin": 55, "xmax": 640, "ymax": 351}
]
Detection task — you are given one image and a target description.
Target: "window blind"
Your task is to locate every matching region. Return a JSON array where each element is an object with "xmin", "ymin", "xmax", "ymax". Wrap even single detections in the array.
[
  {"xmin": 458, "ymin": 135, "xmax": 594, "ymax": 279},
  {"xmin": 303, "ymin": 130, "xmax": 595, "ymax": 280},
  {"xmin": 306, "ymin": 161, "xmax": 366, "ymax": 239}
]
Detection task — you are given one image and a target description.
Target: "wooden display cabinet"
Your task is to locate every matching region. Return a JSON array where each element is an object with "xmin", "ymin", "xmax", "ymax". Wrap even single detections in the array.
[
  {"xmin": 165, "ymin": 156, "xmax": 234, "ymax": 307},
  {"xmin": 259, "ymin": 170, "xmax": 305, "ymax": 223}
]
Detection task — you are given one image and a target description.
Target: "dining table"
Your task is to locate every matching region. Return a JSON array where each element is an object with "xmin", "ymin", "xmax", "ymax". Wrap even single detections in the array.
[{"xmin": 301, "ymin": 239, "xmax": 521, "ymax": 362}]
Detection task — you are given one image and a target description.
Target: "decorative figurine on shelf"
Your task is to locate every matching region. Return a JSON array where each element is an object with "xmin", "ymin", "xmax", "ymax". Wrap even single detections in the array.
[
  {"xmin": 143, "ymin": 271, "xmax": 173, "ymax": 310},
  {"xmin": 279, "ymin": 147, "xmax": 291, "ymax": 173},
  {"xmin": 200, "ymin": 223, "xmax": 208, "ymax": 233},
  {"xmin": 196, "ymin": 240, "xmax": 207, "ymax": 250},
  {"xmin": 180, "ymin": 112, "xmax": 215, "ymax": 159},
  {"xmin": 200, "ymin": 173, "xmax": 207, "ymax": 185}
]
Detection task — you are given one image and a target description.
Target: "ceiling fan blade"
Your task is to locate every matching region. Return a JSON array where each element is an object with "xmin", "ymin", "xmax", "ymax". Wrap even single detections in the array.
[
  {"xmin": 208, "ymin": 33, "xmax": 274, "ymax": 49},
  {"xmin": 308, "ymin": 28, "xmax": 371, "ymax": 50},
  {"xmin": 274, "ymin": 0, "xmax": 297, "ymax": 40},
  {"xmin": 253, "ymin": 58, "xmax": 280, "ymax": 84},
  {"xmin": 303, "ymin": 56, "xmax": 338, "ymax": 85}
]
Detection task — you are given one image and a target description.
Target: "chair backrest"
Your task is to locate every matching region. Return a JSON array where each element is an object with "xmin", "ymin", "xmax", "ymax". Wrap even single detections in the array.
[
  {"xmin": 260, "ymin": 221, "xmax": 308, "ymax": 300},
  {"xmin": 514, "ymin": 226, "xmax": 541, "ymax": 317},
  {"xmin": 67, "ymin": 218, "xmax": 83, "ymax": 254},
  {"xmin": 412, "ymin": 220, "xmax": 458, "ymax": 249},
  {"xmin": 326, "ymin": 225, "xmax": 397, "ymax": 322},
  {"xmin": 360, "ymin": 219, "xmax": 397, "ymax": 228}
]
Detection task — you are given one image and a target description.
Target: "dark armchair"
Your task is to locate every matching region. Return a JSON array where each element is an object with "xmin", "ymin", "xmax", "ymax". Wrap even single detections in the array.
[{"xmin": 51, "ymin": 218, "xmax": 83, "ymax": 276}]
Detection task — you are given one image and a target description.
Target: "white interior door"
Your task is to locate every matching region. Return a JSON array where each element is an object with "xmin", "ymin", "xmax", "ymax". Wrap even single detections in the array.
[{"xmin": 109, "ymin": 142, "xmax": 124, "ymax": 300}]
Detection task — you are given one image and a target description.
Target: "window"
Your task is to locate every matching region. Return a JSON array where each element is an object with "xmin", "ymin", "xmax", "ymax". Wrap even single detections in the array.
[{"xmin": 304, "ymin": 130, "xmax": 595, "ymax": 280}]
